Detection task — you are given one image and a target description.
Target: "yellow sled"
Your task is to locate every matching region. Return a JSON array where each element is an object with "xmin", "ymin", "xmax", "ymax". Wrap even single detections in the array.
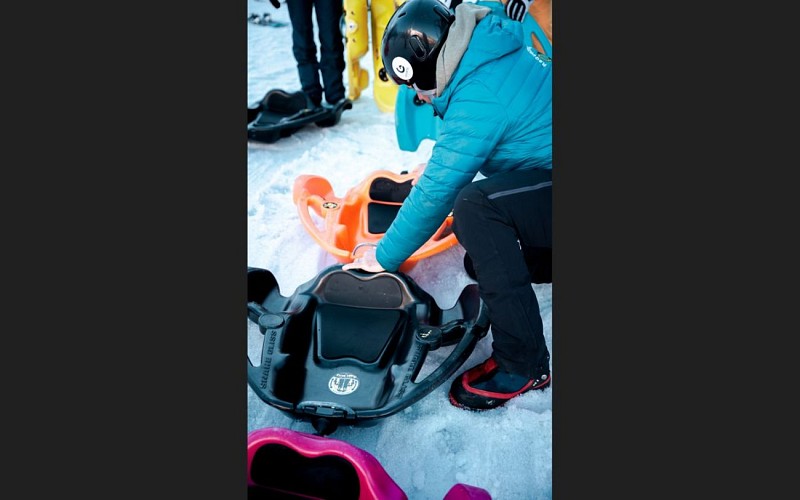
[
  {"xmin": 369, "ymin": 0, "xmax": 403, "ymax": 113},
  {"xmin": 341, "ymin": 0, "xmax": 404, "ymax": 113},
  {"xmin": 342, "ymin": 0, "xmax": 370, "ymax": 101}
]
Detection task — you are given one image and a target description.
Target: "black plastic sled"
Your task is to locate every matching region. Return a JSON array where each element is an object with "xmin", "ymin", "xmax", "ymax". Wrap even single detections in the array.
[
  {"xmin": 247, "ymin": 89, "xmax": 352, "ymax": 144},
  {"xmin": 247, "ymin": 265, "xmax": 489, "ymax": 435},
  {"xmin": 247, "ymin": 13, "xmax": 288, "ymax": 28}
]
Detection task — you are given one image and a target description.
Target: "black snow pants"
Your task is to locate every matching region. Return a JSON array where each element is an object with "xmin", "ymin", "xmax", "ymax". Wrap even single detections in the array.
[
  {"xmin": 286, "ymin": 0, "xmax": 346, "ymax": 106},
  {"xmin": 452, "ymin": 168, "xmax": 552, "ymax": 379}
]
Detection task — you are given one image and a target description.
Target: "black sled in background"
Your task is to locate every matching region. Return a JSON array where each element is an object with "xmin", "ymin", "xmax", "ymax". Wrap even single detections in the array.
[
  {"xmin": 247, "ymin": 12, "xmax": 289, "ymax": 28},
  {"xmin": 248, "ymin": 89, "xmax": 352, "ymax": 144},
  {"xmin": 247, "ymin": 265, "xmax": 489, "ymax": 436}
]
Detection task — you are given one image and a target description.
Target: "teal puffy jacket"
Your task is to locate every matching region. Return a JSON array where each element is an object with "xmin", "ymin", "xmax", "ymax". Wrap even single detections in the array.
[{"xmin": 376, "ymin": 5, "xmax": 552, "ymax": 272}]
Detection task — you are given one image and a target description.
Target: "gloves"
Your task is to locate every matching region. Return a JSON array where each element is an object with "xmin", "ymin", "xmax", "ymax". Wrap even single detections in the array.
[
  {"xmin": 504, "ymin": 0, "xmax": 532, "ymax": 22},
  {"xmin": 270, "ymin": 0, "xmax": 280, "ymax": 8}
]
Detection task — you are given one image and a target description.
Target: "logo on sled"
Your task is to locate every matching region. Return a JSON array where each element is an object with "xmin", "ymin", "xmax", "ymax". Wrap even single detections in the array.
[{"xmin": 328, "ymin": 373, "xmax": 359, "ymax": 395}]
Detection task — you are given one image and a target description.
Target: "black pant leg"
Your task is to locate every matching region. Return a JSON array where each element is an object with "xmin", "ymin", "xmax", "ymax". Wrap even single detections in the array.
[
  {"xmin": 452, "ymin": 168, "xmax": 552, "ymax": 378},
  {"xmin": 313, "ymin": 0, "xmax": 346, "ymax": 103},
  {"xmin": 523, "ymin": 246, "xmax": 552, "ymax": 284},
  {"xmin": 286, "ymin": 0, "xmax": 323, "ymax": 104}
]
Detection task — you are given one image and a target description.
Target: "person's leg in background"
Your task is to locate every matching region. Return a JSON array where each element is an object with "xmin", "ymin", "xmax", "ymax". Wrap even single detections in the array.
[
  {"xmin": 313, "ymin": 0, "xmax": 347, "ymax": 104},
  {"xmin": 286, "ymin": 0, "xmax": 324, "ymax": 107}
]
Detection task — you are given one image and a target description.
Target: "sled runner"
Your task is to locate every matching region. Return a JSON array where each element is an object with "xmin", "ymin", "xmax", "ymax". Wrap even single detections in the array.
[
  {"xmin": 247, "ymin": 265, "xmax": 489, "ymax": 436},
  {"xmin": 395, "ymin": 9, "xmax": 552, "ymax": 151},
  {"xmin": 248, "ymin": 427, "xmax": 493, "ymax": 499},
  {"xmin": 248, "ymin": 89, "xmax": 352, "ymax": 144}
]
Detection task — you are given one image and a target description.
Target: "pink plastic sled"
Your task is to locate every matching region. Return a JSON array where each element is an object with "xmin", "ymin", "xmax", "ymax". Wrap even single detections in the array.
[{"xmin": 248, "ymin": 427, "xmax": 492, "ymax": 499}]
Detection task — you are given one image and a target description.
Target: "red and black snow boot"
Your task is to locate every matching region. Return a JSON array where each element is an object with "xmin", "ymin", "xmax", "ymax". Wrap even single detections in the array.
[{"xmin": 449, "ymin": 356, "xmax": 550, "ymax": 411}]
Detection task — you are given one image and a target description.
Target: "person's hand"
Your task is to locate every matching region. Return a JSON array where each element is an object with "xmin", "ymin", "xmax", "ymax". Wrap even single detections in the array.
[
  {"xmin": 343, "ymin": 244, "xmax": 386, "ymax": 273},
  {"xmin": 410, "ymin": 162, "xmax": 427, "ymax": 185},
  {"xmin": 270, "ymin": 0, "xmax": 280, "ymax": 9},
  {"xmin": 504, "ymin": 0, "xmax": 532, "ymax": 22}
]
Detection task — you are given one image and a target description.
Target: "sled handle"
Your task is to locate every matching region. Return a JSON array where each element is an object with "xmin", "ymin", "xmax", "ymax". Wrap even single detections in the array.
[
  {"xmin": 349, "ymin": 225, "xmax": 456, "ymax": 269},
  {"xmin": 407, "ymin": 215, "xmax": 458, "ymax": 262},
  {"xmin": 357, "ymin": 297, "xmax": 490, "ymax": 420},
  {"xmin": 351, "ymin": 242, "xmax": 377, "ymax": 257},
  {"xmin": 247, "ymin": 306, "xmax": 296, "ymax": 412},
  {"xmin": 295, "ymin": 192, "xmax": 326, "ymax": 237},
  {"xmin": 304, "ymin": 193, "xmax": 326, "ymax": 217},
  {"xmin": 295, "ymin": 191, "xmax": 351, "ymax": 262}
]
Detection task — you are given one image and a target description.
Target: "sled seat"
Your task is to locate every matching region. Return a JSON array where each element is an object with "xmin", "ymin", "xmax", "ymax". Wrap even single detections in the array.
[
  {"xmin": 292, "ymin": 169, "xmax": 458, "ymax": 272},
  {"xmin": 252, "ymin": 269, "xmax": 429, "ymax": 406}
]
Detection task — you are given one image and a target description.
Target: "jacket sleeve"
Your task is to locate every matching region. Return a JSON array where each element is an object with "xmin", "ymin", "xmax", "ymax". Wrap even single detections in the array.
[{"xmin": 376, "ymin": 82, "xmax": 508, "ymax": 271}]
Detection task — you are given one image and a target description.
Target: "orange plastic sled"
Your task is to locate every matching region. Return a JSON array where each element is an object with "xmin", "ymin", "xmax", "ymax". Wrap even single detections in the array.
[{"xmin": 292, "ymin": 169, "xmax": 458, "ymax": 272}]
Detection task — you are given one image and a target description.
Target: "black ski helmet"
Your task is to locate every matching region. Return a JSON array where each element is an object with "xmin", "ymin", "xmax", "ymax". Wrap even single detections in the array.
[{"xmin": 381, "ymin": 0, "xmax": 456, "ymax": 92}]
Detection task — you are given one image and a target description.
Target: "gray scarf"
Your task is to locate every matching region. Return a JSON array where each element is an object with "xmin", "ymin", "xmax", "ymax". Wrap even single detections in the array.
[{"xmin": 435, "ymin": 2, "xmax": 497, "ymax": 96}]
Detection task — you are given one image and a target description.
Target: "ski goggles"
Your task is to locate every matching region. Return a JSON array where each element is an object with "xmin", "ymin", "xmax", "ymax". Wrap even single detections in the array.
[{"xmin": 412, "ymin": 83, "xmax": 436, "ymax": 97}]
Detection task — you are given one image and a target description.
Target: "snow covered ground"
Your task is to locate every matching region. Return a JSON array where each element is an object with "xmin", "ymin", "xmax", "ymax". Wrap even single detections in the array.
[{"xmin": 247, "ymin": 1, "xmax": 552, "ymax": 497}]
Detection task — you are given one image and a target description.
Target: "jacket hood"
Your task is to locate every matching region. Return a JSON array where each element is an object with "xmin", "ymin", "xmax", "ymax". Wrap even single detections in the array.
[
  {"xmin": 431, "ymin": 6, "xmax": 526, "ymax": 125},
  {"xmin": 435, "ymin": 3, "xmax": 525, "ymax": 97}
]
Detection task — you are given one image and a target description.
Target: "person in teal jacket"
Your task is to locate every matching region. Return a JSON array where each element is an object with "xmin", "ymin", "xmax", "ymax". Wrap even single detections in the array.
[{"xmin": 344, "ymin": 0, "xmax": 552, "ymax": 411}]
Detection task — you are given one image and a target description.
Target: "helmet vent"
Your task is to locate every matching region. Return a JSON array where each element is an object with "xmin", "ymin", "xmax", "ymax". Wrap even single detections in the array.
[
  {"xmin": 434, "ymin": 5, "xmax": 454, "ymax": 24},
  {"xmin": 410, "ymin": 37, "xmax": 426, "ymax": 59}
]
